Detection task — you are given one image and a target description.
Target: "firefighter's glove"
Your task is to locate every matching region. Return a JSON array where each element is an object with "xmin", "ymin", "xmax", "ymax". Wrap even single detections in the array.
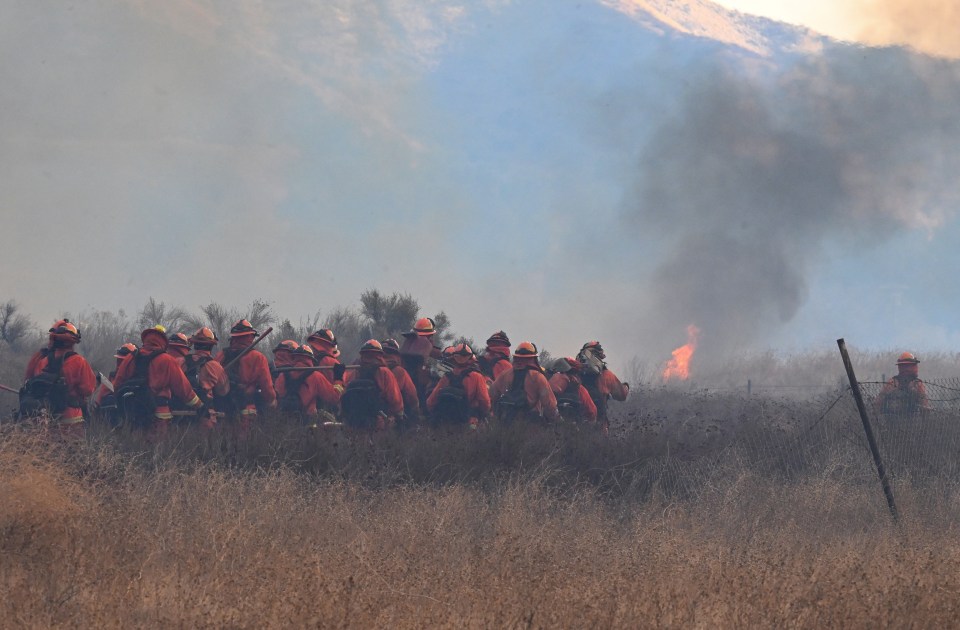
[{"xmin": 333, "ymin": 363, "xmax": 346, "ymax": 381}]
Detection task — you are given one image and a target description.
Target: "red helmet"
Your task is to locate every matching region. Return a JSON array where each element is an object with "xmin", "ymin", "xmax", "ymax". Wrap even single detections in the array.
[
  {"xmin": 513, "ymin": 341, "xmax": 538, "ymax": 359},
  {"xmin": 581, "ymin": 341, "xmax": 605, "ymax": 360},
  {"xmin": 308, "ymin": 329, "xmax": 336, "ymax": 346},
  {"xmin": 114, "ymin": 342, "xmax": 138, "ymax": 359},
  {"xmin": 414, "ymin": 317, "xmax": 436, "ymax": 336},
  {"xmin": 190, "ymin": 327, "xmax": 219, "ymax": 347},
  {"xmin": 381, "ymin": 338, "xmax": 401, "ymax": 355},
  {"xmin": 553, "ymin": 357, "xmax": 582, "ymax": 373},
  {"xmin": 451, "ymin": 342, "xmax": 475, "ymax": 366},
  {"xmin": 896, "ymin": 352, "xmax": 920, "ymax": 365},
  {"xmin": 486, "ymin": 330, "xmax": 510, "ymax": 347},
  {"xmin": 141, "ymin": 324, "xmax": 168, "ymax": 343},
  {"xmin": 230, "ymin": 319, "xmax": 258, "ymax": 337},
  {"xmin": 168, "ymin": 332, "xmax": 191, "ymax": 349},
  {"xmin": 360, "ymin": 339, "xmax": 384, "ymax": 354},
  {"xmin": 273, "ymin": 339, "xmax": 299, "ymax": 355},
  {"xmin": 50, "ymin": 321, "xmax": 81, "ymax": 344}
]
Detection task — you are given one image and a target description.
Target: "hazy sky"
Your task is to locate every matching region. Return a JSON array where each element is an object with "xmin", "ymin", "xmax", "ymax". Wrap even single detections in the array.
[{"xmin": 2, "ymin": 0, "xmax": 959, "ymax": 374}]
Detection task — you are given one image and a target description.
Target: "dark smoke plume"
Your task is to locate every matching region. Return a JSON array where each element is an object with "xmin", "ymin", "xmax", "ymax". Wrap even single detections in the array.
[{"xmin": 628, "ymin": 46, "xmax": 960, "ymax": 366}]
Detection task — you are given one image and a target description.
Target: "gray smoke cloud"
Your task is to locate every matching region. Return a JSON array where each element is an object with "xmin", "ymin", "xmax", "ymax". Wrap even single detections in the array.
[{"xmin": 625, "ymin": 47, "xmax": 960, "ymax": 366}]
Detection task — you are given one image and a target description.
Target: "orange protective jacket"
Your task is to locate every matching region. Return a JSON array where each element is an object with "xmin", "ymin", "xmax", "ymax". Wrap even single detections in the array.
[
  {"xmin": 549, "ymin": 373, "xmax": 598, "ymax": 422},
  {"xmin": 385, "ymin": 356, "xmax": 420, "ymax": 417},
  {"xmin": 306, "ymin": 340, "xmax": 344, "ymax": 386},
  {"xmin": 480, "ymin": 347, "xmax": 512, "ymax": 382},
  {"xmin": 343, "ymin": 358, "xmax": 404, "ymax": 417},
  {"xmin": 185, "ymin": 351, "xmax": 230, "ymax": 402},
  {"xmin": 876, "ymin": 373, "xmax": 930, "ymax": 415},
  {"xmin": 426, "ymin": 367, "xmax": 492, "ymax": 418},
  {"xmin": 217, "ymin": 339, "xmax": 277, "ymax": 411},
  {"xmin": 31, "ymin": 348, "xmax": 96, "ymax": 421},
  {"xmin": 490, "ymin": 363, "xmax": 560, "ymax": 421},
  {"xmin": 24, "ymin": 346, "xmax": 51, "ymax": 383},
  {"xmin": 167, "ymin": 347, "xmax": 188, "ymax": 370},
  {"xmin": 275, "ymin": 353, "xmax": 342, "ymax": 415},
  {"xmin": 113, "ymin": 337, "xmax": 201, "ymax": 420}
]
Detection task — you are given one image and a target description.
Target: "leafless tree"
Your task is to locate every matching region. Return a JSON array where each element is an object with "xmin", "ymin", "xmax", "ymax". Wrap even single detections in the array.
[{"xmin": 0, "ymin": 300, "xmax": 33, "ymax": 349}]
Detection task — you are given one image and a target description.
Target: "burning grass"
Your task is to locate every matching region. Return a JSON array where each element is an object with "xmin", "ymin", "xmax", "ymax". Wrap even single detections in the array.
[{"xmin": 3, "ymin": 393, "xmax": 960, "ymax": 627}]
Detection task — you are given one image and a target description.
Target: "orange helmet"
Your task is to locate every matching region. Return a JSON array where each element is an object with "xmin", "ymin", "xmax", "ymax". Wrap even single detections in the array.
[
  {"xmin": 114, "ymin": 342, "xmax": 138, "ymax": 359},
  {"xmin": 50, "ymin": 321, "xmax": 81, "ymax": 344},
  {"xmin": 273, "ymin": 339, "xmax": 299, "ymax": 354},
  {"xmin": 230, "ymin": 319, "xmax": 258, "ymax": 337},
  {"xmin": 360, "ymin": 339, "xmax": 384, "ymax": 354},
  {"xmin": 308, "ymin": 329, "xmax": 336, "ymax": 346},
  {"xmin": 486, "ymin": 331, "xmax": 510, "ymax": 347},
  {"xmin": 190, "ymin": 327, "xmax": 219, "ymax": 346},
  {"xmin": 896, "ymin": 352, "xmax": 920, "ymax": 365},
  {"xmin": 293, "ymin": 344, "xmax": 317, "ymax": 363},
  {"xmin": 168, "ymin": 332, "xmax": 191, "ymax": 349},
  {"xmin": 451, "ymin": 343, "xmax": 475, "ymax": 366},
  {"xmin": 381, "ymin": 338, "xmax": 401, "ymax": 355},
  {"xmin": 414, "ymin": 317, "xmax": 436, "ymax": 336},
  {"xmin": 48, "ymin": 318, "xmax": 70, "ymax": 333},
  {"xmin": 513, "ymin": 341, "xmax": 538, "ymax": 359}
]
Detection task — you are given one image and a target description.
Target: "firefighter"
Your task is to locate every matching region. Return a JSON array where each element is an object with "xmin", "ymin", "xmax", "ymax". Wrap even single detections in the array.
[
  {"xmin": 549, "ymin": 357, "xmax": 598, "ymax": 424},
  {"xmin": 92, "ymin": 342, "xmax": 137, "ymax": 417},
  {"xmin": 426, "ymin": 343, "xmax": 491, "ymax": 430},
  {"xmin": 275, "ymin": 344, "xmax": 342, "ymax": 425},
  {"xmin": 166, "ymin": 333, "xmax": 191, "ymax": 369},
  {"xmin": 876, "ymin": 352, "xmax": 930, "ymax": 416},
  {"xmin": 271, "ymin": 339, "xmax": 299, "ymax": 379},
  {"xmin": 19, "ymin": 321, "xmax": 96, "ymax": 439},
  {"xmin": 489, "ymin": 341, "xmax": 559, "ymax": 424},
  {"xmin": 112, "ymin": 325, "xmax": 204, "ymax": 439},
  {"xmin": 382, "ymin": 338, "xmax": 420, "ymax": 424},
  {"xmin": 305, "ymin": 329, "xmax": 345, "ymax": 389},
  {"xmin": 184, "ymin": 327, "xmax": 230, "ymax": 430},
  {"xmin": 577, "ymin": 341, "xmax": 629, "ymax": 435},
  {"xmin": 478, "ymin": 330, "xmax": 512, "ymax": 383},
  {"xmin": 400, "ymin": 317, "xmax": 443, "ymax": 407},
  {"xmin": 340, "ymin": 339, "xmax": 403, "ymax": 431},
  {"xmin": 216, "ymin": 319, "xmax": 276, "ymax": 434},
  {"xmin": 22, "ymin": 318, "xmax": 70, "ymax": 383}
]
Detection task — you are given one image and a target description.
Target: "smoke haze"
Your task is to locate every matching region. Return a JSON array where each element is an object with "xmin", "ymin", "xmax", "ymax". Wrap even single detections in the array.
[
  {"xmin": 856, "ymin": 0, "xmax": 960, "ymax": 58},
  {"xmin": 622, "ymin": 45, "xmax": 960, "ymax": 366},
  {"xmin": 3, "ymin": 0, "xmax": 960, "ymax": 373}
]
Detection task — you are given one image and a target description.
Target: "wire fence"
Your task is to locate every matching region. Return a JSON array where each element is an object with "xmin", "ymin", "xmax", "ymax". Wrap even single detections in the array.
[{"xmin": 624, "ymin": 377, "xmax": 960, "ymax": 533}]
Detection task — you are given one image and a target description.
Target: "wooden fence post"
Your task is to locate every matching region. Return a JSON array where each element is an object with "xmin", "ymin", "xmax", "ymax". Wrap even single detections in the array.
[{"xmin": 837, "ymin": 338, "xmax": 899, "ymax": 525}]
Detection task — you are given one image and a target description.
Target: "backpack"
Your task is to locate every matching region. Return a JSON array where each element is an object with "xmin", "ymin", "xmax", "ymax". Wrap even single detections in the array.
[
  {"xmin": 116, "ymin": 350, "xmax": 166, "ymax": 427},
  {"xmin": 497, "ymin": 369, "xmax": 532, "ymax": 422},
  {"xmin": 220, "ymin": 348, "xmax": 256, "ymax": 413},
  {"xmin": 340, "ymin": 366, "xmax": 384, "ymax": 429},
  {"xmin": 478, "ymin": 353, "xmax": 507, "ymax": 381},
  {"xmin": 18, "ymin": 351, "xmax": 76, "ymax": 418},
  {"xmin": 184, "ymin": 354, "xmax": 213, "ymax": 395},
  {"xmin": 580, "ymin": 370, "xmax": 606, "ymax": 411},
  {"xmin": 556, "ymin": 378, "xmax": 583, "ymax": 421},
  {"xmin": 279, "ymin": 371, "xmax": 310, "ymax": 414},
  {"xmin": 432, "ymin": 370, "xmax": 476, "ymax": 425}
]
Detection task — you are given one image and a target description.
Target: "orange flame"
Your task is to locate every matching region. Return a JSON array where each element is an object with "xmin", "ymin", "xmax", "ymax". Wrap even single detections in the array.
[{"xmin": 662, "ymin": 325, "xmax": 700, "ymax": 382}]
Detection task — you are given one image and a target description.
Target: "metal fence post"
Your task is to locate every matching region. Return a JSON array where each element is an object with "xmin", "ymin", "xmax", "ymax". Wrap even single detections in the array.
[{"xmin": 837, "ymin": 338, "xmax": 899, "ymax": 525}]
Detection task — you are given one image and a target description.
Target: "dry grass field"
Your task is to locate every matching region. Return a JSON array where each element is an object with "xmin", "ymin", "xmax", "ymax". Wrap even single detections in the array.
[{"xmin": 3, "ymin": 391, "xmax": 960, "ymax": 628}]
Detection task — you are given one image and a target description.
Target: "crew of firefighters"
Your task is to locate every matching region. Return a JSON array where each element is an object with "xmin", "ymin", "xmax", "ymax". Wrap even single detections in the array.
[{"xmin": 14, "ymin": 316, "xmax": 632, "ymax": 440}]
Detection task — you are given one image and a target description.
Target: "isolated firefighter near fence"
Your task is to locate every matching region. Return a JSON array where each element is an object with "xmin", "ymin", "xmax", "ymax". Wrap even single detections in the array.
[{"xmin": 875, "ymin": 352, "xmax": 931, "ymax": 416}]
